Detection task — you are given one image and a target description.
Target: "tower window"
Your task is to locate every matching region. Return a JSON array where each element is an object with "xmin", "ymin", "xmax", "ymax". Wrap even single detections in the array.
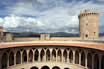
[
  {"xmin": 86, "ymin": 24, "xmax": 88, "ymax": 26},
  {"xmin": 85, "ymin": 34, "xmax": 88, "ymax": 38},
  {"xmin": 94, "ymin": 32, "xmax": 96, "ymax": 35}
]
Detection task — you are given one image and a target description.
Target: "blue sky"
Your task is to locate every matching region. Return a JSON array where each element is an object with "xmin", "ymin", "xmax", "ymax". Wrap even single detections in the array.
[{"xmin": 0, "ymin": 0, "xmax": 104, "ymax": 33}]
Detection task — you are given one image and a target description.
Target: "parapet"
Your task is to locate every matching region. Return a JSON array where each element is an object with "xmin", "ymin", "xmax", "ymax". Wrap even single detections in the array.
[{"xmin": 79, "ymin": 9, "xmax": 99, "ymax": 18}]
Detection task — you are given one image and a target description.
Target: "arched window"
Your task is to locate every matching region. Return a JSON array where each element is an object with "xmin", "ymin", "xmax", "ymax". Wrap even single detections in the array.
[{"xmin": 30, "ymin": 66, "xmax": 38, "ymax": 69}]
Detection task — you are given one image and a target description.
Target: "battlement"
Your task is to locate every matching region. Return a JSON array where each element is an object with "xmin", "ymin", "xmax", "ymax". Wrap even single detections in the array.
[{"xmin": 79, "ymin": 10, "xmax": 99, "ymax": 17}]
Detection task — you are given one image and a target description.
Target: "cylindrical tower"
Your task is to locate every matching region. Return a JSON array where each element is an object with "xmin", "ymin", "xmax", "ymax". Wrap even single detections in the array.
[{"xmin": 79, "ymin": 10, "xmax": 99, "ymax": 39}]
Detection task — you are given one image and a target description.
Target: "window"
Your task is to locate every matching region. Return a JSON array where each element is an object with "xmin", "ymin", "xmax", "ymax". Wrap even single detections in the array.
[{"xmin": 85, "ymin": 34, "xmax": 88, "ymax": 38}]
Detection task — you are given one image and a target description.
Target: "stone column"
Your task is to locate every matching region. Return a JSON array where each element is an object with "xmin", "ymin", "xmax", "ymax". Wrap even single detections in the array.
[
  {"xmin": 14, "ymin": 52, "xmax": 16, "ymax": 65},
  {"xmin": 20, "ymin": 51, "xmax": 23, "ymax": 64},
  {"xmin": 61, "ymin": 49, "xmax": 64, "ymax": 62},
  {"xmin": 26, "ymin": 50, "xmax": 29, "ymax": 63},
  {"xmin": 44, "ymin": 50, "xmax": 46, "ymax": 61},
  {"xmin": 7, "ymin": 54, "xmax": 9, "ymax": 67},
  {"xmin": 56, "ymin": 50, "xmax": 58, "ymax": 62},
  {"xmin": 50, "ymin": 49, "xmax": 52, "ymax": 61},
  {"xmin": 32, "ymin": 50, "xmax": 35, "ymax": 62},
  {"xmin": 79, "ymin": 52, "xmax": 81, "ymax": 66},
  {"xmin": 67, "ymin": 50, "xmax": 69, "ymax": 63},
  {"xmin": 73, "ymin": 50, "xmax": 75, "ymax": 64},
  {"xmin": 92, "ymin": 54, "xmax": 94, "ymax": 69},
  {"xmin": 99, "ymin": 54, "xmax": 102, "ymax": 69},
  {"xmin": 38, "ymin": 49, "xmax": 41, "ymax": 62},
  {"xmin": 85, "ymin": 52, "xmax": 88, "ymax": 68}
]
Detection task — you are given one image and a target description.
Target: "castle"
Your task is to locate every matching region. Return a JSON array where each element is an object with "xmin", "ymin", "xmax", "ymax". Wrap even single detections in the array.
[{"xmin": 0, "ymin": 10, "xmax": 104, "ymax": 69}]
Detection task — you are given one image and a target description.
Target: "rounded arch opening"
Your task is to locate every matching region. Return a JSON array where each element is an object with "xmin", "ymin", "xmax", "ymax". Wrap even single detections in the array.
[
  {"xmin": 16, "ymin": 51, "xmax": 21, "ymax": 64},
  {"xmin": 52, "ymin": 66, "xmax": 60, "ymax": 69},
  {"xmin": 81, "ymin": 51, "xmax": 85, "ymax": 66},
  {"xmin": 94, "ymin": 54, "xmax": 99, "ymax": 69},
  {"xmin": 40, "ymin": 49, "xmax": 45, "ymax": 61},
  {"xmin": 57, "ymin": 49, "xmax": 62, "ymax": 62},
  {"xmin": 46, "ymin": 49, "xmax": 50, "ymax": 61},
  {"xmin": 75, "ymin": 50, "xmax": 79, "ymax": 64},
  {"xmin": 52, "ymin": 49, "xmax": 56, "ymax": 61},
  {"xmin": 1, "ymin": 53, "xmax": 7, "ymax": 69},
  {"xmin": 63, "ymin": 49, "xmax": 67, "ymax": 62},
  {"xmin": 22, "ymin": 50, "xmax": 27, "ymax": 63},
  {"xmin": 41, "ymin": 66, "xmax": 50, "ymax": 69},
  {"xmin": 9, "ymin": 51, "xmax": 14, "ymax": 66},
  {"xmin": 30, "ymin": 66, "xmax": 38, "ymax": 69},
  {"xmin": 69, "ymin": 50, "xmax": 73, "ymax": 63},
  {"xmin": 101, "ymin": 55, "xmax": 104, "ymax": 69},
  {"xmin": 34, "ymin": 49, "xmax": 39, "ymax": 61},
  {"xmin": 87, "ymin": 53, "xmax": 92, "ymax": 69},
  {"xmin": 29, "ymin": 50, "xmax": 33, "ymax": 62}
]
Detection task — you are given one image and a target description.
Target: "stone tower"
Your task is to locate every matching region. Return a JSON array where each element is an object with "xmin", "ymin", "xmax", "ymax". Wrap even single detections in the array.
[
  {"xmin": 79, "ymin": 10, "xmax": 99, "ymax": 39},
  {"xmin": 0, "ymin": 26, "xmax": 3, "ymax": 40}
]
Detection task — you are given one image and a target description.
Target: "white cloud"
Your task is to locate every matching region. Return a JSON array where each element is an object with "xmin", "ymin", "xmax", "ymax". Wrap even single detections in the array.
[{"xmin": 1, "ymin": 0, "xmax": 104, "ymax": 33}]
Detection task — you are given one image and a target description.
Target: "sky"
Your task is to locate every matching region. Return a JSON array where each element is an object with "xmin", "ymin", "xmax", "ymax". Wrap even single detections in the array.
[{"xmin": 0, "ymin": 0, "xmax": 104, "ymax": 33}]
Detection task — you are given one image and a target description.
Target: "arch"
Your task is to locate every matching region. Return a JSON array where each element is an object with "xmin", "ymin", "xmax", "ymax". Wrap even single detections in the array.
[
  {"xmin": 16, "ymin": 51, "xmax": 21, "ymax": 64},
  {"xmin": 81, "ymin": 51, "xmax": 85, "ymax": 66},
  {"xmin": 40, "ymin": 49, "xmax": 45, "ymax": 61},
  {"xmin": 22, "ymin": 50, "xmax": 27, "ymax": 63},
  {"xmin": 30, "ymin": 66, "xmax": 38, "ymax": 69},
  {"xmin": 34, "ymin": 49, "xmax": 39, "ymax": 61},
  {"xmin": 29, "ymin": 50, "xmax": 33, "ymax": 62},
  {"xmin": 94, "ymin": 54, "xmax": 99, "ymax": 69},
  {"xmin": 41, "ymin": 66, "xmax": 50, "ymax": 69},
  {"xmin": 9, "ymin": 51, "xmax": 14, "ymax": 66},
  {"xmin": 63, "ymin": 49, "xmax": 67, "ymax": 62},
  {"xmin": 75, "ymin": 50, "xmax": 79, "ymax": 64},
  {"xmin": 46, "ymin": 49, "xmax": 50, "ymax": 61},
  {"xmin": 101, "ymin": 55, "xmax": 104, "ymax": 69},
  {"xmin": 57, "ymin": 49, "xmax": 62, "ymax": 62},
  {"xmin": 52, "ymin": 66, "xmax": 60, "ymax": 69},
  {"xmin": 52, "ymin": 49, "xmax": 56, "ymax": 61},
  {"xmin": 1, "ymin": 53, "xmax": 7, "ymax": 69},
  {"xmin": 69, "ymin": 50, "xmax": 73, "ymax": 63},
  {"xmin": 87, "ymin": 53, "xmax": 92, "ymax": 69}
]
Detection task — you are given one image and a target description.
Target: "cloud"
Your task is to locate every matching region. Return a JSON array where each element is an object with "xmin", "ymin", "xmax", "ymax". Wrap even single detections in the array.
[{"xmin": 0, "ymin": 0, "xmax": 104, "ymax": 33}]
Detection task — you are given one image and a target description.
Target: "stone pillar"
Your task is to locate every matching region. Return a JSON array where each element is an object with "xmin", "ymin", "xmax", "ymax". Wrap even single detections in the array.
[
  {"xmin": 79, "ymin": 52, "xmax": 81, "ymax": 66},
  {"xmin": 26, "ymin": 50, "xmax": 29, "ymax": 63},
  {"xmin": 61, "ymin": 49, "xmax": 64, "ymax": 62},
  {"xmin": 85, "ymin": 52, "xmax": 88, "ymax": 68},
  {"xmin": 56, "ymin": 50, "xmax": 58, "ymax": 62},
  {"xmin": 38, "ymin": 49, "xmax": 41, "ymax": 62},
  {"xmin": 99, "ymin": 54, "xmax": 102, "ymax": 69},
  {"xmin": 73, "ymin": 50, "xmax": 75, "ymax": 64},
  {"xmin": 20, "ymin": 51, "xmax": 23, "ymax": 64},
  {"xmin": 44, "ymin": 50, "xmax": 46, "ymax": 61},
  {"xmin": 32, "ymin": 50, "xmax": 35, "ymax": 62},
  {"xmin": 7, "ymin": 54, "xmax": 9, "ymax": 67},
  {"xmin": 14, "ymin": 52, "xmax": 16, "ymax": 65},
  {"xmin": 50, "ymin": 49, "xmax": 52, "ymax": 61},
  {"xmin": 67, "ymin": 50, "xmax": 69, "ymax": 63},
  {"xmin": 92, "ymin": 54, "xmax": 94, "ymax": 69}
]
